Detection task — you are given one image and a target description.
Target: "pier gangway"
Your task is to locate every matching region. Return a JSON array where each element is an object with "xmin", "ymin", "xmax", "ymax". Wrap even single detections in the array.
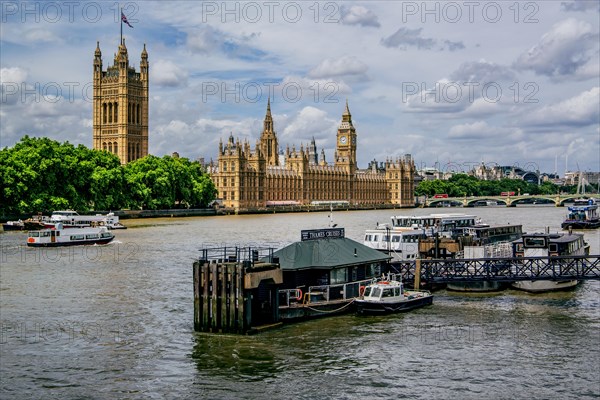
[{"xmin": 390, "ymin": 255, "xmax": 600, "ymax": 286}]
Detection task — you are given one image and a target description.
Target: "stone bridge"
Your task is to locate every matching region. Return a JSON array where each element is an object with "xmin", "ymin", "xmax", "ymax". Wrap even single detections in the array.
[{"xmin": 422, "ymin": 195, "xmax": 600, "ymax": 208}]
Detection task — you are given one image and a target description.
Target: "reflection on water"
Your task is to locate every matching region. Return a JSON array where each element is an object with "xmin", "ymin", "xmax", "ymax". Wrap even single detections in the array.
[{"xmin": 1, "ymin": 207, "xmax": 599, "ymax": 399}]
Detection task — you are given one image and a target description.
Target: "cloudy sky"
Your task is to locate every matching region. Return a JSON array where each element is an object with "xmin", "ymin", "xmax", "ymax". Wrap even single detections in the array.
[{"xmin": 1, "ymin": 0, "xmax": 599, "ymax": 175}]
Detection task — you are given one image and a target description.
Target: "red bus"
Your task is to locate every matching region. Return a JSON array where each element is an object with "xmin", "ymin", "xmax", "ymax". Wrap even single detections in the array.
[
  {"xmin": 500, "ymin": 191, "xmax": 515, "ymax": 196},
  {"xmin": 433, "ymin": 194, "xmax": 449, "ymax": 198}
]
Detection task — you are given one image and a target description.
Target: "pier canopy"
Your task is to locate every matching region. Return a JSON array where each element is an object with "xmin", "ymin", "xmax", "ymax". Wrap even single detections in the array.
[
  {"xmin": 273, "ymin": 236, "xmax": 391, "ymax": 271},
  {"xmin": 271, "ymin": 228, "xmax": 392, "ymax": 290}
]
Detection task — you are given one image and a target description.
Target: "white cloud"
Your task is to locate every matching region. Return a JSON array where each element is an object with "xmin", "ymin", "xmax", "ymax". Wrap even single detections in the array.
[
  {"xmin": 308, "ymin": 56, "xmax": 368, "ymax": 79},
  {"xmin": 561, "ymin": 0, "xmax": 600, "ymax": 12},
  {"xmin": 340, "ymin": 5, "xmax": 381, "ymax": 28},
  {"xmin": 280, "ymin": 106, "xmax": 338, "ymax": 146},
  {"xmin": 0, "ymin": 67, "xmax": 28, "ymax": 84},
  {"xmin": 514, "ymin": 18, "xmax": 599, "ymax": 79},
  {"xmin": 522, "ymin": 87, "xmax": 600, "ymax": 127},
  {"xmin": 152, "ymin": 60, "xmax": 188, "ymax": 87}
]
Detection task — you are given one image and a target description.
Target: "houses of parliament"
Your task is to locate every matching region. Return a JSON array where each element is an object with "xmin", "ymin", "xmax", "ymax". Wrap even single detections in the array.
[
  {"xmin": 91, "ymin": 40, "xmax": 415, "ymax": 208},
  {"xmin": 212, "ymin": 100, "xmax": 416, "ymax": 209}
]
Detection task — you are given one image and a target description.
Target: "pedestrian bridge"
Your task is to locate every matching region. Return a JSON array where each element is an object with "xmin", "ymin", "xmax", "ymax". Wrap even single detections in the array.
[
  {"xmin": 422, "ymin": 194, "xmax": 600, "ymax": 207},
  {"xmin": 390, "ymin": 255, "xmax": 600, "ymax": 286}
]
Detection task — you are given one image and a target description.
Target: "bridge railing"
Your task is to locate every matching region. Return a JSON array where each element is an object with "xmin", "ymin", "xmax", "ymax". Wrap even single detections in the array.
[{"xmin": 389, "ymin": 255, "xmax": 600, "ymax": 283}]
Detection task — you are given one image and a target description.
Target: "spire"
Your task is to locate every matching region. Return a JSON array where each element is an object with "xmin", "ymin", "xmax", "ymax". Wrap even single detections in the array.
[
  {"xmin": 342, "ymin": 99, "xmax": 352, "ymax": 124},
  {"xmin": 141, "ymin": 43, "xmax": 148, "ymax": 59},
  {"xmin": 95, "ymin": 41, "xmax": 101, "ymax": 57},
  {"xmin": 263, "ymin": 98, "xmax": 273, "ymax": 132}
]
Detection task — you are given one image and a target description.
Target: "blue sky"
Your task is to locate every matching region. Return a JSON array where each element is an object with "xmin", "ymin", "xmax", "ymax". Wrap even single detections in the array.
[{"xmin": 1, "ymin": 0, "xmax": 599, "ymax": 175}]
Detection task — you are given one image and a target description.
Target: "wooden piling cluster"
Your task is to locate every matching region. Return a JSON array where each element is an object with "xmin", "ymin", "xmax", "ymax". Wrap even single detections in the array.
[
  {"xmin": 193, "ymin": 247, "xmax": 283, "ymax": 334},
  {"xmin": 193, "ymin": 260, "xmax": 247, "ymax": 334}
]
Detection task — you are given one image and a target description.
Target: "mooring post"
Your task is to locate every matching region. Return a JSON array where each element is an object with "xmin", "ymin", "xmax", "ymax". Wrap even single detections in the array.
[{"xmin": 414, "ymin": 258, "xmax": 421, "ymax": 290}]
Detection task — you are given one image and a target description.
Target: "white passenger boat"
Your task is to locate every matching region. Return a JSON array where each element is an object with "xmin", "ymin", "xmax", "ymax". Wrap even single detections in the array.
[
  {"xmin": 26, "ymin": 223, "xmax": 115, "ymax": 247},
  {"xmin": 511, "ymin": 231, "xmax": 589, "ymax": 292},
  {"xmin": 45, "ymin": 210, "xmax": 126, "ymax": 230},
  {"xmin": 363, "ymin": 213, "xmax": 480, "ymax": 261},
  {"xmin": 355, "ymin": 277, "xmax": 433, "ymax": 315}
]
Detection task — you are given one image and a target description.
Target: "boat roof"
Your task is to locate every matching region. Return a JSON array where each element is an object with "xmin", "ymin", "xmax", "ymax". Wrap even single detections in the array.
[
  {"xmin": 517, "ymin": 232, "xmax": 584, "ymax": 243},
  {"xmin": 273, "ymin": 237, "xmax": 391, "ymax": 271}
]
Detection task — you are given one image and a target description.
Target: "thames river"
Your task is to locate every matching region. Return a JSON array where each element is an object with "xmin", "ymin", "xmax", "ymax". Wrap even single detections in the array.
[{"xmin": 1, "ymin": 206, "xmax": 599, "ymax": 399}]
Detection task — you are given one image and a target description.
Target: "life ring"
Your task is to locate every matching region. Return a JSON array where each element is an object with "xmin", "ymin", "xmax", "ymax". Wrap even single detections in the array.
[
  {"xmin": 27, "ymin": 237, "xmax": 35, "ymax": 243},
  {"xmin": 295, "ymin": 289, "xmax": 303, "ymax": 301},
  {"xmin": 359, "ymin": 286, "xmax": 366, "ymax": 296}
]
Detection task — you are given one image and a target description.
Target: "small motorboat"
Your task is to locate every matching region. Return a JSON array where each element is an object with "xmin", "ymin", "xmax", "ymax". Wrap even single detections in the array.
[{"xmin": 355, "ymin": 278, "xmax": 433, "ymax": 315}]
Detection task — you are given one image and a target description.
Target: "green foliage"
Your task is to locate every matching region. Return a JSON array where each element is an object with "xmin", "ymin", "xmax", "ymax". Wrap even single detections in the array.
[
  {"xmin": 0, "ymin": 136, "xmax": 217, "ymax": 216},
  {"xmin": 415, "ymin": 174, "xmax": 560, "ymax": 197}
]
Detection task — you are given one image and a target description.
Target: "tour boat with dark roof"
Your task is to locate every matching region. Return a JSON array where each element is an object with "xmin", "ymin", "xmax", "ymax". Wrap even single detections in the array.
[
  {"xmin": 355, "ymin": 278, "xmax": 433, "ymax": 315},
  {"xmin": 511, "ymin": 231, "xmax": 589, "ymax": 292},
  {"xmin": 26, "ymin": 223, "xmax": 115, "ymax": 247}
]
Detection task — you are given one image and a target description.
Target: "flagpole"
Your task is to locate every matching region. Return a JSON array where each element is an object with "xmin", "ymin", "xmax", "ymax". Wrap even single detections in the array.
[{"xmin": 120, "ymin": 6, "xmax": 122, "ymax": 45}]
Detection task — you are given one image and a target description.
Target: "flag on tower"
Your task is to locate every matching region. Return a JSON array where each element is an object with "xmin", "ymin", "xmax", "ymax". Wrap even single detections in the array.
[{"xmin": 121, "ymin": 11, "xmax": 133, "ymax": 28}]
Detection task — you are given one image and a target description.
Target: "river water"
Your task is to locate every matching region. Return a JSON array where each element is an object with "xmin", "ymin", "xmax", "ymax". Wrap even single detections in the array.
[{"xmin": 1, "ymin": 206, "xmax": 599, "ymax": 399}]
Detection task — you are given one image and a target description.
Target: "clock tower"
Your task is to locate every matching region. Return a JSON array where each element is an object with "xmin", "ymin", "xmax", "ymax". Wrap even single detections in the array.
[{"xmin": 335, "ymin": 100, "xmax": 357, "ymax": 172}]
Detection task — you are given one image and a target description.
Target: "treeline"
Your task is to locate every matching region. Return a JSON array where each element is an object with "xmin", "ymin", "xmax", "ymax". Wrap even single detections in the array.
[
  {"xmin": 415, "ymin": 174, "xmax": 561, "ymax": 197},
  {"xmin": 0, "ymin": 136, "xmax": 217, "ymax": 217}
]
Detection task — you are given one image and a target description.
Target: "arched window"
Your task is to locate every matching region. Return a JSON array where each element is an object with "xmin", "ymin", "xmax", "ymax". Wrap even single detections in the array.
[
  {"xmin": 103, "ymin": 103, "xmax": 107, "ymax": 123},
  {"xmin": 114, "ymin": 103, "xmax": 118, "ymax": 123},
  {"xmin": 137, "ymin": 104, "xmax": 141, "ymax": 124},
  {"xmin": 128, "ymin": 103, "xmax": 131, "ymax": 123},
  {"xmin": 108, "ymin": 103, "xmax": 113, "ymax": 123},
  {"xmin": 108, "ymin": 142, "xmax": 113, "ymax": 152},
  {"xmin": 113, "ymin": 142, "xmax": 118, "ymax": 154},
  {"xmin": 103, "ymin": 142, "xmax": 107, "ymax": 151}
]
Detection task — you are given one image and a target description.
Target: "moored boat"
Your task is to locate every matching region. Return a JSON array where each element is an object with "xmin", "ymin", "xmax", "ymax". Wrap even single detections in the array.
[
  {"xmin": 511, "ymin": 231, "xmax": 589, "ymax": 292},
  {"xmin": 45, "ymin": 210, "xmax": 126, "ymax": 230},
  {"xmin": 2, "ymin": 220, "xmax": 25, "ymax": 231},
  {"xmin": 561, "ymin": 198, "xmax": 600, "ymax": 229},
  {"xmin": 26, "ymin": 223, "xmax": 115, "ymax": 247},
  {"xmin": 355, "ymin": 278, "xmax": 433, "ymax": 315}
]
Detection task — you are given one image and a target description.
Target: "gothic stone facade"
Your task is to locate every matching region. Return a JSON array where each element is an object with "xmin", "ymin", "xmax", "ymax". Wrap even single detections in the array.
[
  {"xmin": 93, "ymin": 39, "xmax": 149, "ymax": 164},
  {"xmin": 212, "ymin": 101, "xmax": 415, "ymax": 209}
]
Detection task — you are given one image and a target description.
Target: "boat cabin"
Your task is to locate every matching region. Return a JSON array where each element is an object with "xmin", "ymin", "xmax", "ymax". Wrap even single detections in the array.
[{"xmin": 512, "ymin": 232, "xmax": 588, "ymax": 257}]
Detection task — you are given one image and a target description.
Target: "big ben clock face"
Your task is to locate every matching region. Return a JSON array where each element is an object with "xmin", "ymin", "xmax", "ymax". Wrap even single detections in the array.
[{"xmin": 340, "ymin": 136, "xmax": 347, "ymax": 144}]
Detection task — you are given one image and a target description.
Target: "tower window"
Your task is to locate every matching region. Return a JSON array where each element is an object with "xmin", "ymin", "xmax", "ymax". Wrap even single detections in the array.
[
  {"xmin": 114, "ymin": 102, "xmax": 118, "ymax": 123},
  {"xmin": 108, "ymin": 103, "xmax": 113, "ymax": 123},
  {"xmin": 114, "ymin": 142, "xmax": 118, "ymax": 154},
  {"xmin": 103, "ymin": 103, "xmax": 107, "ymax": 124}
]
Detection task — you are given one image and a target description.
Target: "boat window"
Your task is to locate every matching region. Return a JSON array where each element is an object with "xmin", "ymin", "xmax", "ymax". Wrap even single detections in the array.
[
  {"xmin": 365, "ymin": 234, "xmax": 371, "ymax": 241},
  {"xmin": 42, "ymin": 232, "xmax": 50, "ymax": 237},
  {"xmin": 524, "ymin": 237, "xmax": 546, "ymax": 248},
  {"xmin": 30, "ymin": 232, "xmax": 39, "ymax": 237},
  {"xmin": 383, "ymin": 235, "xmax": 390, "ymax": 242},
  {"xmin": 373, "ymin": 235, "xmax": 379, "ymax": 242},
  {"xmin": 371, "ymin": 287, "xmax": 381, "ymax": 298},
  {"xmin": 101, "ymin": 233, "xmax": 112, "ymax": 238},
  {"xmin": 330, "ymin": 268, "xmax": 347, "ymax": 284},
  {"xmin": 86, "ymin": 234, "xmax": 99, "ymax": 239},
  {"xmin": 382, "ymin": 288, "xmax": 394, "ymax": 297},
  {"xmin": 71, "ymin": 235, "xmax": 84, "ymax": 240},
  {"xmin": 394, "ymin": 287, "xmax": 401, "ymax": 296},
  {"xmin": 549, "ymin": 244, "xmax": 558, "ymax": 253},
  {"xmin": 392, "ymin": 235, "xmax": 401, "ymax": 242},
  {"xmin": 364, "ymin": 287, "xmax": 372, "ymax": 297}
]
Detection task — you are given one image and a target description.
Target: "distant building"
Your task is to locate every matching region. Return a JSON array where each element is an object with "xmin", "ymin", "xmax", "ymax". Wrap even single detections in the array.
[
  {"xmin": 210, "ymin": 101, "xmax": 415, "ymax": 210},
  {"xmin": 470, "ymin": 163, "xmax": 540, "ymax": 184},
  {"xmin": 93, "ymin": 39, "xmax": 149, "ymax": 164}
]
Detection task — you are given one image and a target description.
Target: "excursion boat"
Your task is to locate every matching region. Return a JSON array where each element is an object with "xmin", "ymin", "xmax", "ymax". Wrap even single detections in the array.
[
  {"xmin": 419, "ymin": 224, "xmax": 523, "ymax": 292},
  {"xmin": 26, "ymin": 223, "xmax": 115, "ymax": 247},
  {"xmin": 511, "ymin": 231, "xmax": 589, "ymax": 292},
  {"xmin": 363, "ymin": 213, "xmax": 480, "ymax": 261},
  {"xmin": 561, "ymin": 198, "xmax": 600, "ymax": 230},
  {"xmin": 45, "ymin": 210, "xmax": 126, "ymax": 230},
  {"xmin": 355, "ymin": 277, "xmax": 433, "ymax": 315}
]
